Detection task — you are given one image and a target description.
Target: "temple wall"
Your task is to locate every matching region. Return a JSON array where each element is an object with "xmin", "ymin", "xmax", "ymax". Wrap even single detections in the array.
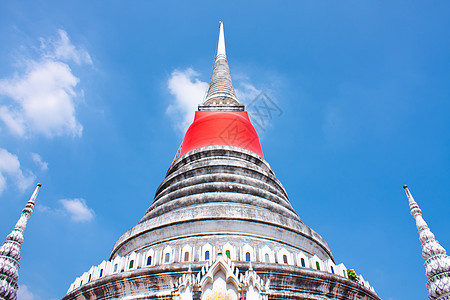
[
  {"xmin": 66, "ymin": 244, "xmax": 374, "ymax": 297},
  {"xmin": 63, "ymin": 261, "xmax": 379, "ymax": 300}
]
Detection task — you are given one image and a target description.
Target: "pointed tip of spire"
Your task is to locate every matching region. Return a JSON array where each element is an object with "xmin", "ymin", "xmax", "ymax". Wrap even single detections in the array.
[
  {"xmin": 403, "ymin": 184, "xmax": 413, "ymax": 199},
  {"xmin": 216, "ymin": 21, "xmax": 226, "ymax": 59},
  {"xmin": 27, "ymin": 183, "xmax": 42, "ymax": 205},
  {"xmin": 403, "ymin": 184, "xmax": 450, "ymax": 299},
  {"xmin": 0, "ymin": 182, "xmax": 42, "ymax": 300},
  {"xmin": 200, "ymin": 21, "xmax": 242, "ymax": 109},
  {"xmin": 403, "ymin": 184, "xmax": 414, "ymax": 202}
]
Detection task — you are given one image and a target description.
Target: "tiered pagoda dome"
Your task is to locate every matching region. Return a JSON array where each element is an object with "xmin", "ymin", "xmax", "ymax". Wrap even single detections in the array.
[{"xmin": 63, "ymin": 22, "xmax": 380, "ymax": 300}]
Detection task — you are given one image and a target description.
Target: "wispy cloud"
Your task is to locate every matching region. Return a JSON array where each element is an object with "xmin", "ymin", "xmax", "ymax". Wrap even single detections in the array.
[
  {"xmin": 59, "ymin": 198, "xmax": 95, "ymax": 222},
  {"xmin": 37, "ymin": 198, "xmax": 95, "ymax": 223},
  {"xmin": 0, "ymin": 29, "xmax": 91, "ymax": 138},
  {"xmin": 18, "ymin": 284, "xmax": 37, "ymax": 300},
  {"xmin": 167, "ymin": 68, "xmax": 209, "ymax": 133},
  {"xmin": 40, "ymin": 29, "xmax": 92, "ymax": 65},
  {"xmin": 235, "ymin": 82, "xmax": 262, "ymax": 104},
  {"xmin": 36, "ymin": 203, "xmax": 54, "ymax": 213},
  {"xmin": 323, "ymin": 104, "xmax": 344, "ymax": 142},
  {"xmin": 0, "ymin": 148, "xmax": 35, "ymax": 195},
  {"xmin": 31, "ymin": 152, "xmax": 48, "ymax": 171}
]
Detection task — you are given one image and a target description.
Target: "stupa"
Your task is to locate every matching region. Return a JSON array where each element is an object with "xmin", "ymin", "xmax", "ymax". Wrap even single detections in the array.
[
  {"xmin": 63, "ymin": 22, "xmax": 379, "ymax": 300},
  {"xmin": 403, "ymin": 185, "xmax": 450, "ymax": 300},
  {"xmin": 0, "ymin": 183, "xmax": 41, "ymax": 300}
]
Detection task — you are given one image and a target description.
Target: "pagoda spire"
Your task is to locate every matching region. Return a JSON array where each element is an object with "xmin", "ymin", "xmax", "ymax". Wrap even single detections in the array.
[
  {"xmin": 403, "ymin": 185, "xmax": 450, "ymax": 300},
  {"xmin": 0, "ymin": 183, "xmax": 41, "ymax": 300},
  {"xmin": 200, "ymin": 21, "xmax": 243, "ymax": 111},
  {"xmin": 216, "ymin": 20, "xmax": 226, "ymax": 59}
]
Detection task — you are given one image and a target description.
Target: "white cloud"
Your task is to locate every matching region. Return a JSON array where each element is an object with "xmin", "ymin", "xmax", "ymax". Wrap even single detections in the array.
[
  {"xmin": 18, "ymin": 284, "xmax": 36, "ymax": 300},
  {"xmin": 235, "ymin": 82, "xmax": 261, "ymax": 104},
  {"xmin": 31, "ymin": 152, "xmax": 48, "ymax": 171},
  {"xmin": 0, "ymin": 106, "xmax": 25, "ymax": 136},
  {"xmin": 167, "ymin": 68, "xmax": 209, "ymax": 133},
  {"xmin": 0, "ymin": 60, "xmax": 82, "ymax": 138},
  {"xmin": 59, "ymin": 198, "xmax": 95, "ymax": 222},
  {"xmin": 0, "ymin": 148, "xmax": 35, "ymax": 195},
  {"xmin": 0, "ymin": 29, "xmax": 90, "ymax": 138},
  {"xmin": 35, "ymin": 203, "xmax": 53, "ymax": 213},
  {"xmin": 40, "ymin": 29, "xmax": 92, "ymax": 65}
]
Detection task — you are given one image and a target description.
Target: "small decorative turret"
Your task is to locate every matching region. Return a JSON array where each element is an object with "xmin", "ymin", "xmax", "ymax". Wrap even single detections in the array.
[
  {"xmin": 199, "ymin": 21, "xmax": 244, "ymax": 111},
  {"xmin": 403, "ymin": 185, "xmax": 450, "ymax": 300},
  {"xmin": 0, "ymin": 183, "xmax": 42, "ymax": 300}
]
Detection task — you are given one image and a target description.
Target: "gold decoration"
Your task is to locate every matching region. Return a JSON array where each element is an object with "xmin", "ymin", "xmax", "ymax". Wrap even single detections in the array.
[{"xmin": 205, "ymin": 290, "xmax": 232, "ymax": 300}]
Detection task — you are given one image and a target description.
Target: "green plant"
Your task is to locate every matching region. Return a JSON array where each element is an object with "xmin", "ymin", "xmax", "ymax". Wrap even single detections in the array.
[{"xmin": 346, "ymin": 269, "xmax": 360, "ymax": 283}]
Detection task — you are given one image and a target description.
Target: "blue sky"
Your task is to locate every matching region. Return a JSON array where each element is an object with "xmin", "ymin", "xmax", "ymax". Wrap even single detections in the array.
[{"xmin": 0, "ymin": 1, "xmax": 449, "ymax": 299}]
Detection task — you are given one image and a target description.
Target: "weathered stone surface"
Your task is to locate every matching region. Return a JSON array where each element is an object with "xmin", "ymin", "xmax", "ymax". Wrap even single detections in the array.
[
  {"xmin": 63, "ymin": 262, "xmax": 380, "ymax": 300},
  {"xmin": 404, "ymin": 186, "xmax": 450, "ymax": 300},
  {"xmin": 111, "ymin": 146, "xmax": 332, "ymax": 262},
  {"xmin": 0, "ymin": 184, "xmax": 41, "ymax": 300}
]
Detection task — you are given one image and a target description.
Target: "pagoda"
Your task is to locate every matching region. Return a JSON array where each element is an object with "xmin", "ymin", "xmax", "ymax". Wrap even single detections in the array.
[
  {"xmin": 63, "ymin": 22, "xmax": 379, "ymax": 300},
  {"xmin": 403, "ymin": 185, "xmax": 450, "ymax": 300},
  {"xmin": 0, "ymin": 184, "xmax": 41, "ymax": 300}
]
